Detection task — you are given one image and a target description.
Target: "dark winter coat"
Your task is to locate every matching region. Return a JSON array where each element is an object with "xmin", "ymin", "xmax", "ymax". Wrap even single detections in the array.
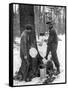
[
  {"xmin": 45, "ymin": 27, "xmax": 60, "ymax": 72},
  {"xmin": 47, "ymin": 28, "xmax": 58, "ymax": 47}
]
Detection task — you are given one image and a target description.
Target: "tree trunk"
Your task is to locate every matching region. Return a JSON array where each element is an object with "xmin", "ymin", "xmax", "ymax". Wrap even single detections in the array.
[{"xmin": 19, "ymin": 4, "xmax": 42, "ymax": 81}]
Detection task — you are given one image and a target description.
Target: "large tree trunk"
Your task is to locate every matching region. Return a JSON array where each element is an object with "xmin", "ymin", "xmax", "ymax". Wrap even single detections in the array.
[
  {"xmin": 18, "ymin": 4, "xmax": 42, "ymax": 81},
  {"xmin": 19, "ymin": 4, "xmax": 34, "ymax": 33}
]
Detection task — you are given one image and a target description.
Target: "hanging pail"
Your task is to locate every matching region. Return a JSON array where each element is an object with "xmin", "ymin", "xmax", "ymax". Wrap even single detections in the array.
[{"xmin": 40, "ymin": 64, "xmax": 47, "ymax": 80}]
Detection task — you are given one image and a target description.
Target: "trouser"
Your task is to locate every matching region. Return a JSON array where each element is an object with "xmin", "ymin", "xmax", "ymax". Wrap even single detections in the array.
[
  {"xmin": 45, "ymin": 44, "xmax": 60, "ymax": 72},
  {"xmin": 18, "ymin": 54, "xmax": 30, "ymax": 81},
  {"xmin": 51, "ymin": 50, "xmax": 60, "ymax": 71}
]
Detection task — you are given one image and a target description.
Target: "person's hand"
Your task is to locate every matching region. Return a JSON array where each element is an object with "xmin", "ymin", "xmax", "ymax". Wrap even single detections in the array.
[{"xmin": 24, "ymin": 56, "xmax": 27, "ymax": 59}]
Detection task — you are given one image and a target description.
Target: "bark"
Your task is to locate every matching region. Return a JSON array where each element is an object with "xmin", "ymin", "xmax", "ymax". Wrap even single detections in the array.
[{"xmin": 18, "ymin": 4, "xmax": 43, "ymax": 81}]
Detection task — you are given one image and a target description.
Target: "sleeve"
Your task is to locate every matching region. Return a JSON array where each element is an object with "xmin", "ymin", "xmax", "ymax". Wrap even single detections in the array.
[
  {"xmin": 20, "ymin": 33, "xmax": 27, "ymax": 56},
  {"xmin": 47, "ymin": 31, "xmax": 54, "ymax": 45}
]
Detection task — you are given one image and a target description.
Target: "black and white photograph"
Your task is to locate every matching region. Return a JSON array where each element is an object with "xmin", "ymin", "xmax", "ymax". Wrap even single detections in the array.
[{"xmin": 9, "ymin": 3, "xmax": 66, "ymax": 86}]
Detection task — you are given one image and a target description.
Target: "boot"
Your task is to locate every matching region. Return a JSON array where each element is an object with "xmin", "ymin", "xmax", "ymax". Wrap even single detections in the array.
[{"xmin": 54, "ymin": 68, "xmax": 60, "ymax": 76}]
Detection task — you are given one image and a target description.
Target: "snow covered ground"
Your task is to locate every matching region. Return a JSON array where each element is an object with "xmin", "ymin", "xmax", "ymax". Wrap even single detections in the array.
[{"xmin": 13, "ymin": 34, "xmax": 65, "ymax": 86}]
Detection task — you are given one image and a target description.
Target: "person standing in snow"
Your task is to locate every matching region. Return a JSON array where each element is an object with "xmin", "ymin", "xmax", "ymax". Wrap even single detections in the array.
[
  {"xmin": 14, "ymin": 25, "xmax": 32, "ymax": 81},
  {"xmin": 45, "ymin": 20, "xmax": 60, "ymax": 75},
  {"xmin": 14, "ymin": 24, "xmax": 43, "ymax": 82}
]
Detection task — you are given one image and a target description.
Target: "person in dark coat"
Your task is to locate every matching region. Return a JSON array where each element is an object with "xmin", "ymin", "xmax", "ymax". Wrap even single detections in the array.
[
  {"xmin": 14, "ymin": 26, "xmax": 32, "ymax": 81},
  {"xmin": 14, "ymin": 24, "xmax": 43, "ymax": 81},
  {"xmin": 45, "ymin": 21, "xmax": 60, "ymax": 75}
]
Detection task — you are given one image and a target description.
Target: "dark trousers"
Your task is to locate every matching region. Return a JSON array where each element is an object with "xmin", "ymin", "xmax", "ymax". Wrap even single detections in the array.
[
  {"xmin": 19, "ymin": 53, "xmax": 30, "ymax": 81},
  {"xmin": 46, "ymin": 44, "xmax": 60, "ymax": 72}
]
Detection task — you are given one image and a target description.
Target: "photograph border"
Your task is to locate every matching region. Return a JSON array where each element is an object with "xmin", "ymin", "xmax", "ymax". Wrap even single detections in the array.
[{"xmin": 9, "ymin": 3, "xmax": 67, "ymax": 87}]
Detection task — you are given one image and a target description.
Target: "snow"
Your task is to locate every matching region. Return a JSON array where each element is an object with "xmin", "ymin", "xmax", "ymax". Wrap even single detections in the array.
[
  {"xmin": 13, "ymin": 37, "xmax": 21, "ymax": 76},
  {"xmin": 53, "ymin": 34, "xmax": 65, "ymax": 83},
  {"xmin": 13, "ymin": 34, "xmax": 65, "ymax": 86}
]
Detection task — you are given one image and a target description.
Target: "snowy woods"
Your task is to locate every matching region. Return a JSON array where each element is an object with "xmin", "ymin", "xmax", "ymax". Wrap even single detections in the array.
[{"xmin": 12, "ymin": 4, "xmax": 66, "ymax": 86}]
